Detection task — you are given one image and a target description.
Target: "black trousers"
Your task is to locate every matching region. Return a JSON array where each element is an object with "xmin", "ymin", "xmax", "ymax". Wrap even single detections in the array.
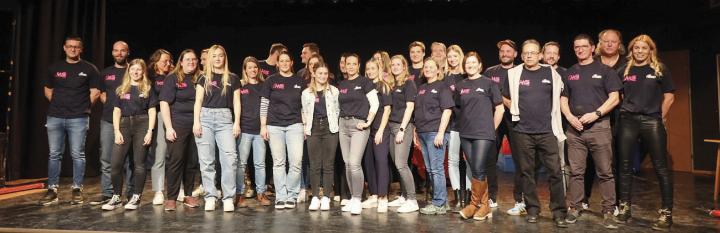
[
  {"xmin": 488, "ymin": 120, "xmax": 523, "ymax": 203},
  {"xmin": 617, "ymin": 112, "xmax": 673, "ymax": 210},
  {"xmin": 111, "ymin": 115, "xmax": 150, "ymax": 196},
  {"xmin": 460, "ymin": 137, "xmax": 495, "ymax": 180},
  {"xmin": 307, "ymin": 117, "xmax": 339, "ymax": 197},
  {"xmin": 165, "ymin": 127, "xmax": 199, "ymax": 200},
  {"xmin": 510, "ymin": 131, "xmax": 566, "ymax": 218},
  {"xmin": 364, "ymin": 128, "xmax": 391, "ymax": 196}
]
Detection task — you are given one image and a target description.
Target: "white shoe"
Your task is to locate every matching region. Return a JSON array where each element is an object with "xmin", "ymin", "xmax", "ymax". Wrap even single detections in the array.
[
  {"xmin": 582, "ymin": 202, "xmax": 590, "ymax": 210},
  {"xmin": 320, "ymin": 196, "xmax": 331, "ymax": 211},
  {"xmin": 340, "ymin": 199, "xmax": 350, "ymax": 206},
  {"xmin": 506, "ymin": 202, "xmax": 526, "ymax": 216},
  {"xmin": 377, "ymin": 198, "xmax": 388, "ymax": 213},
  {"xmin": 102, "ymin": 195, "xmax": 122, "ymax": 211},
  {"xmin": 152, "ymin": 192, "xmax": 164, "ymax": 205},
  {"xmin": 193, "ymin": 185, "xmax": 205, "ymax": 197},
  {"xmin": 362, "ymin": 195, "xmax": 378, "ymax": 209},
  {"xmin": 204, "ymin": 197, "xmax": 216, "ymax": 211},
  {"xmin": 333, "ymin": 196, "xmax": 340, "ymax": 202},
  {"xmin": 177, "ymin": 188, "xmax": 185, "ymax": 202},
  {"xmin": 298, "ymin": 189, "xmax": 307, "ymax": 203},
  {"xmin": 388, "ymin": 196, "xmax": 406, "ymax": 207},
  {"xmin": 309, "ymin": 197, "xmax": 321, "ymax": 211},
  {"xmin": 489, "ymin": 199, "xmax": 498, "ymax": 209},
  {"xmin": 223, "ymin": 199, "xmax": 234, "ymax": 212},
  {"xmin": 396, "ymin": 199, "xmax": 419, "ymax": 213},
  {"xmin": 124, "ymin": 194, "xmax": 141, "ymax": 210},
  {"xmin": 341, "ymin": 201, "xmax": 352, "ymax": 212},
  {"xmin": 350, "ymin": 198, "xmax": 362, "ymax": 215}
]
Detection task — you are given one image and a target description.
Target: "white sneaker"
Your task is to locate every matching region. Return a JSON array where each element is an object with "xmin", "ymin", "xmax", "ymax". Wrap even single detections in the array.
[
  {"xmin": 309, "ymin": 197, "xmax": 321, "ymax": 211},
  {"xmin": 377, "ymin": 198, "xmax": 388, "ymax": 213},
  {"xmin": 396, "ymin": 199, "xmax": 419, "ymax": 213},
  {"xmin": 489, "ymin": 199, "xmax": 498, "ymax": 209},
  {"xmin": 362, "ymin": 195, "xmax": 378, "ymax": 209},
  {"xmin": 205, "ymin": 197, "xmax": 216, "ymax": 211},
  {"xmin": 102, "ymin": 195, "xmax": 122, "ymax": 211},
  {"xmin": 152, "ymin": 192, "xmax": 164, "ymax": 205},
  {"xmin": 177, "ymin": 188, "xmax": 185, "ymax": 202},
  {"xmin": 333, "ymin": 196, "xmax": 340, "ymax": 202},
  {"xmin": 193, "ymin": 185, "xmax": 205, "ymax": 197},
  {"xmin": 582, "ymin": 202, "xmax": 590, "ymax": 210},
  {"xmin": 320, "ymin": 196, "xmax": 331, "ymax": 211},
  {"xmin": 223, "ymin": 199, "xmax": 234, "ymax": 212},
  {"xmin": 388, "ymin": 196, "xmax": 406, "ymax": 207},
  {"xmin": 340, "ymin": 199, "xmax": 350, "ymax": 206},
  {"xmin": 298, "ymin": 189, "xmax": 307, "ymax": 203},
  {"xmin": 341, "ymin": 201, "xmax": 352, "ymax": 212},
  {"xmin": 506, "ymin": 202, "xmax": 526, "ymax": 216},
  {"xmin": 124, "ymin": 194, "xmax": 141, "ymax": 210},
  {"xmin": 350, "ymin": 198, "xmax": 362, "ymax": 215}
]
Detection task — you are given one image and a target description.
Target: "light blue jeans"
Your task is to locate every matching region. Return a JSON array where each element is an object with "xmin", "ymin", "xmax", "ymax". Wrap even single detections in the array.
[
  {"xmin": 418, "ymin": 132, "xmax": 449, "ymax": 206},
  {"xmin": 100, "ymin": 121, "xmax": 134, "ymax": 197},
  {"xmin": 267, "ymin": 123, "xmax": 304, "ymax": 203},
  {"xmin": 448, "ymin": 131, "xmax": 471, "ymax": 191},
  {"xmin": 46, "ymin": 116, "xmax": 89, "ymax": 189},
  {"xmin": 195, "ymin": 108, "xmax": 238, "ymax": 201},
  {"xmin": 237, "ymin": 133, "xmax": 267, "ymax": 194}
]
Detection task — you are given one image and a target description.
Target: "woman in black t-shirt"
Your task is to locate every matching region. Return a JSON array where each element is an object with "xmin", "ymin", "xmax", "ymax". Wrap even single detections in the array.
[
  {"xmin": 102, "ymin": 59, "xmax": 158, "ymax": 211},
  {"xmin": 454, "ymin": 52, "xmax": 504, "ymax": 221},
  {"xmin": 445, "ymin": 45, "xmax": 472, "ymax": 209},
  {"xmin": 615, "ymin": 35, "xmax": 675, "ymax": 231},
  {"xmin": 192, "ymin": 45, "xmax": 241, "ymax": 212},
  {"xmin": 147, "ymin": 49, "xmax": 173, "ymax": 204},
  {"xmin": 159, "ymin": 49, "xmax": 202, "ymax": 211}
]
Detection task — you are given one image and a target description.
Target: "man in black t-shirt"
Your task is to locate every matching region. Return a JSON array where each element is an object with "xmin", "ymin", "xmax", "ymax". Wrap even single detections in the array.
[
  {"xmin": 40, "ymin": 36, "xmax": 101, "ymax": 206},
  {"xmin": 542, "ymin": 41, "xmax": 568, "ymax": 77},
  {"xmin": 561, "ymin": 34, "xmax": 622, "ymax": 229},
  {"xmin": 408, "ymin": 41, "xmax": 426, "ymax": 85},
  {"xmin": 258, "ymin": 43, "xmax": 287, "ymax": 77},
  {"xmin": 297, "ymin": 42, "xmax": 319, "ymax": 80}
]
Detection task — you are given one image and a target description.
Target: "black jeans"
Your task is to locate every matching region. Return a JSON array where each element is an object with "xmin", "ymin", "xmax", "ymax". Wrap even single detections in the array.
[
  {"xmin": 488, "ymin": 120, "xmax": 523, "ymax": 203},
  {"xmin": 111, "ymin": 115, "xmax": 150, "ymax": 195},
  {"xmin": 617, "ymin": 112, "xmax": 673, "ymax": 210},
  {"xmin": 165, "ymin": 127, "xmax": 199, "ymax": 200},
  {"xmin": 460, "ymin": 137, "xmax": 494, "ymax": 180},
  {"xmin": 510, "ymin": 131, "xmax": 566, "ymax": 218},
  {"xmin": 307, "ymin": 117, "xmax": 339, "ymax": 197},
  {"xmin": 364, "ymin": 129, "xmax": 391, "ymax": 196}
]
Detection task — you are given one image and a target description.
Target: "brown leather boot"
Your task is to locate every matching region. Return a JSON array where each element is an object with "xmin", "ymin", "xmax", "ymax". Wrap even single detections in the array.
[
  {"xmin": 459, "ymin": 178, "xmax": 482, "ymax": 219},
  {"xmin": 235, "ymin": 196, "xmax": 248, "ymax": 208},
  {"xmin": 256, "ymin": 194, "xmax": 272, "ymax": 206},
  {"xmin": 473, "ymin": 178, "xmax": 491, "ymax": 221}
]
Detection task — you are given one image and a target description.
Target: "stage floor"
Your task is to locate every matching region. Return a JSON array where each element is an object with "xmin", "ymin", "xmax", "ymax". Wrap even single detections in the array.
[{"xmin": 0, "ymin": 170, "xmax": 718, "ymax": 233}]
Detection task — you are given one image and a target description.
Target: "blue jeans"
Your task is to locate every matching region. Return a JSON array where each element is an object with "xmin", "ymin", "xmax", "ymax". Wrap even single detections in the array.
[
  {"xmin": 237, "ymin": 133, "xmax": 267, "ymax": 194},
  {"xmin": 267, "ymin": 123, "xmax": 304, "ymax": 203},
  {"xmin": 46, "ymin": 116, "xmax": 89, "ymax": 189},
  {"xmin": 196, "ymin": 108, "xmax": 238, "ymax": 201},
  {"xmin": 100, "ymin": 121, "xmax": 134, "ymax": 197},
  {"xmin": 418, "ymin": 132, "xmax": 449, "ymax": 206}
]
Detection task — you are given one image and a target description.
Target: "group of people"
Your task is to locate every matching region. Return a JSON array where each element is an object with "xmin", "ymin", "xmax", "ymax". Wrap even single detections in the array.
[{"xmin": 39, "ymin": 28, "xmax": 675, "ymax": 231}]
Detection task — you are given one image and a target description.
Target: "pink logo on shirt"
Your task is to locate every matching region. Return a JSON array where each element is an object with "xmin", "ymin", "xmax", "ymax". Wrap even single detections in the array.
[
  {"xmin": 460, "ymin": 88, "xmax": 470, "ymax": 94},
  {"xmin": 624, "ymin": 75, "xmax": 637, "ymax": 82},
  {"xmin": 449, "ymin": 84, "xmax": 456, "ymax": 91},
  {"xmin": 491, "ymin": 76, "xmax": 500, "ymax": 83},
  {"xmin": 273, "ymin": 83, "xmax": 285, "ymax": 90},
  {"xmin": 240, "ymin": 89, "xmax": 249, "ymax": 95},
  {"xmin": 418, "ymin": 89, "xmax": 426, "ymax": 95},
  {"xmin": 568, "ymin": 74, "xmax": 580, "ymax": 81},
  {"xmin": 339, "ymin": 88, "xmax": 348, "ymax": 94},
  {"xmin": 315, "ymin": 97, "xmax": 320, "ymax": 103},
  {"xmin": 105, "ymin": 74, "xmax": 116, "ymax": 81},
  {"xmin": 211, "ymin": 80, "xmax": 219, "ymax": 88},
  {"xmin": 156, "ymin": 80, "xmax": 164, "ymax": 86},
  {"xmin": 261, "ymin": 69, "xmax": 270, "ymax": 76},
  {"xmin": 121, "ymin": 93, "xmax": 131, "ymax": 100},
  {"xmin": 408, "ymin": 75, "xmax": 416, "ymax": 80},
  {"xmin": 519, "ymin": 80, "xmax": 530, "ymax": 86},
  {"xmin": 176, "ymin": 82, "xmax": 188, "ymax": 89},
  {"xmin": 55, "ymin": 72, "xmax": 67, "ymax": 79}
]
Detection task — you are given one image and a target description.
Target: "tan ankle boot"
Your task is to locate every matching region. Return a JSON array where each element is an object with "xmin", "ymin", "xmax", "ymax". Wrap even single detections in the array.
[
  {"xmin": 460, "ymin": 178, "xmax": 482, "ymax": 219},
  {"xmin": 473, "ymin": 178, "xmax": 492, "ymax": 220}
]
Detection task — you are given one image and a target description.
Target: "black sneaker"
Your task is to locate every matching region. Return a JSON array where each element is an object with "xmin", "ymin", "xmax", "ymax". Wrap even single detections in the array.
[
  {"xmin": 614, "ymin": 202, "xmax": 632, "ymax": 224},
  {"xmin": 603, "ymin": 212, "xmax": 619, "ymax": 229},
  {"xmin": 554, "ymin": 218, "xmax": 569, "ymax": 228},
  {"xmin": 89, "ymin": 195, "xmax": 112, "ymax": 206},
  {"xmin": 651, "ymin": 208, "xmax": 672, "ymax": 231},
  {"xmin": 39, "ymin": 188, "xmax": 59, "ymax": 206},
  {"xmin": 71, "ymin": 187, "xmax": 84, "ymax": 205},
  {"xmin": 275, "ymin": 201, "xmax": 286, "ymax": 210},
  {"xmin": 566, "ymin": 208, "xmax": 580, "ymax": 224},
  {"xmin": 527, "ymin": 215, "xmax": 539, "ymax": 223}
]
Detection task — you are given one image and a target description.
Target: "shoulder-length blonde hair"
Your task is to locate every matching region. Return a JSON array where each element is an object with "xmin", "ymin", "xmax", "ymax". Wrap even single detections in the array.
[
  {"xmin": 116, "ymin": 59, "xmax": 152, "ymax": 98},
  {"xmin": 390, "ymin": 55, "xmax": 410, "ymax": 87},
  {"xmin": 446, "ymin": 45, "xmax": 465, "ymax": 74},
  {"xmin": 241, "ymin": 56, "xmax": 265, "ymax": 86},
  {"xmin": 308, "ymin": 62, "xmax": 333, "ymax": 96},
  {"xmin": 366, "ymin": 58, "xmax": 393, "ymax": 95},
  {"xmin": 171, "ymin": 49, "xmax": 200, "ymax": 85},
  {"xmin": 623, "ymin": 34, "xmax": 664, "ymax": 77},
  {"xmin": 203, "ymin": 45, "xmax": 232, "ymax": 96},
  {"xmin": 422, "ymin": 57, "xmax": 445, "ymax": 81}
]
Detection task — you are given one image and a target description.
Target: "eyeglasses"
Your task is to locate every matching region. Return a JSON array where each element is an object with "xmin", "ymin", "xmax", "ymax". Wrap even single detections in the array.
[{"xmin": 522, "ymin": 51, "xmax": 539, "ymax": 56}]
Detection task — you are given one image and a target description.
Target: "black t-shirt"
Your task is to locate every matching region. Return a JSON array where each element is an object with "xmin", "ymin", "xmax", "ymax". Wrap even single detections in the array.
[
  {"xmin": 562, "ymin": 60, "xmax": 622, "ymax": 116},
  {"xmin": 483, "ymin": 64, "xmax": 513, "ymax": 123},
  {"xmin": 390, "ymin": 79, "xmax": 418, "ymax": 123},
  {"xmin": 99, "ymin": 66, "xmax": 127, "ymax": 122},
  {"xmin": 197, "ymin": 73, "xmax": 240, "ymax": 109},
  {"xmin": 114, "ymin": 85, "xmax": 158, "ymax": 117},
  {"xmin": 502, "ymin": 66, "xmax": 554, "ymax": 134},
  {"xmin": 444, "ymin": 73, "xmax": 465, "ymax": 131},
  {"xmin": 258, "ymin": 60, "xmax": 277, "ymax": 77},
  {"xmin": 371, "ymin": 86, "xmax": 393, "ymax": 132},
  {"xmin": 555, "ymin": 66, "xmax": 568, "ymax": 79},
  {"xmin": 409, "ymin": 67, "xmax": 424, "ymax": 85},
  {"xmin": 159, "ymin": 73, "xmax": 196, "ymax": 128},
  {"xmin": 455, "ymin": 77, "xmax": 503, "ymax": 140},
  {"xmin": 151, "ymin": 73, "xmax": 166, "ymax": 97},
  {"xmin": 338, "ymin": 75, "xmax": 376, "ymax": 119},
  {"xmin": 594, "ymin": 55, "xmax": 628, "ymax": 72},
  {"xmin": 260, "ymin": 73, "xmax": 304, "ymax": 126},
  {"xmin": 240, "ymin": 83, "xmax": 262, "ymax": 134},
  {"xmin": 44, "ymin": 60, "xmax": 101, "ymax": 118},
  {"xmin": 414, "ymin": 80, "xmax": 455, "ymax": 133},
  {"xmin": 314, "ymin": 91, "xmax": 327, "ymax": 118},
  {"xmin": 619, "ymin": 64, "xmax": 675, "ymax": 118}
]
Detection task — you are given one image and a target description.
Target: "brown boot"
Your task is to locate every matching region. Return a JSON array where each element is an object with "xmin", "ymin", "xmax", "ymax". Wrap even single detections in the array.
[
  {"xmin": 257, "ymin": 194, "xmax": 272, "ymax": 206},
  {"xmin": 459, "ymin": 178, "xmax": 482, "ymax": 219},
  {"xmin": 235, "ymin": 196, "xmax": 248, "ymax": 208},
  {"xmin": 473, "ymin": 178, "xmax": 492, "ymax": 221}
]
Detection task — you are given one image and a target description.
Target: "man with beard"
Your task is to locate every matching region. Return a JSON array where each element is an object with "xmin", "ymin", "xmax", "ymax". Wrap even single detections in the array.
[{"xmin": 542, "ymin": 41, "xmax": 567, "ymax": 76}]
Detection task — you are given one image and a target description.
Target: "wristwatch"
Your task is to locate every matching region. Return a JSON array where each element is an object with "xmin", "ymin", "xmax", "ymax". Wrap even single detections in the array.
[
  {"xmin": 399, "ymin": 127, "xmax": 405, "ymax": 132},
  {"xmin": 595, "ymin": 110, "xmax": 602, "ymax": 117}
]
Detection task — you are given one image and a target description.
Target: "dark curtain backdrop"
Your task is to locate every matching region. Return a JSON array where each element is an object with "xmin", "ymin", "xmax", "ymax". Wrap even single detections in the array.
[{"xmin": 8, "ymin": 0, "xmax": 106, "ymax": 180}]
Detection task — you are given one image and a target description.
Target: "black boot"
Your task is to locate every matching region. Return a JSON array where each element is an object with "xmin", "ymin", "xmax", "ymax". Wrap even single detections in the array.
[
  {"xmin": 651, "ymin": 208, "xmax": 672, "ymax": 231},
  {"xmin": 452, "ymin": 190, "xmax": 463, "ymax": 210},
  {"xmin": 614, "ymin": 202, "xmax": 631, "ymax": 223},
  {"xmin": 463, "ymin": 189, "xmax": 471, "ymax": 207}
]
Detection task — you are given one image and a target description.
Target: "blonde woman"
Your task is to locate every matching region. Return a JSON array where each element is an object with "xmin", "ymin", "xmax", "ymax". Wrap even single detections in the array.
[
  {"xmin": 444, "ymin": 45, "xmax": 472, "ymax": 209},
  {"xmin": 615, "ymin": 35, "xmax": 675, "ymax": 231},
  {"xmin": 102, "ymin": 59, "xmax": 157, "ymax": 211}
]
